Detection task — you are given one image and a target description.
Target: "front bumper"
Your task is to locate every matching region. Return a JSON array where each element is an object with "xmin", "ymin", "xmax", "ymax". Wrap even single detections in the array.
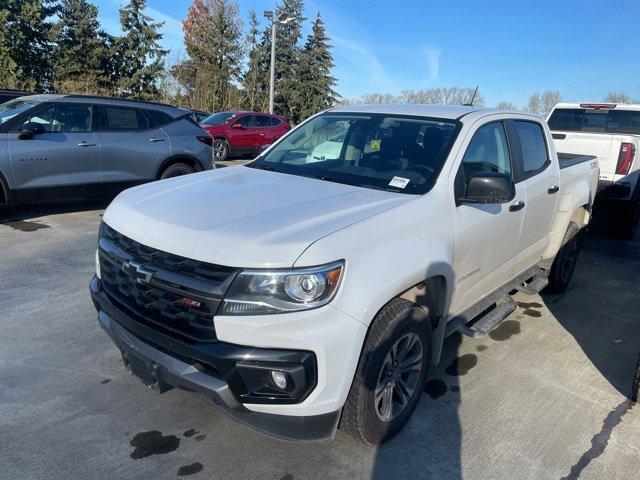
[{"xmin": 91, "ymin": 276, "xmax": 340, "ymax": 441}]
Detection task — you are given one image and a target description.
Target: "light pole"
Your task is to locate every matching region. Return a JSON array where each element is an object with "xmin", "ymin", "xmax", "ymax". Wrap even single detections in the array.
[{"xmin": 265, "ymin": 11, "xmax": 295, "ymax": 114}]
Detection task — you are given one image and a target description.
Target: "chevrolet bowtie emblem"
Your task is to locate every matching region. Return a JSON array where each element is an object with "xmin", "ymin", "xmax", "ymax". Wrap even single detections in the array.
[{"xmin": 122, "ymin": 260, "xmax": 155, "ymax": 284}]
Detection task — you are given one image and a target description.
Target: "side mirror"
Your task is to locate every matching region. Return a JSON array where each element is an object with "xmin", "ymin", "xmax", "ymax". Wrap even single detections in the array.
[
  {"xmin": 18, "ymin": 122, "xmax": 45, "ymax": 140},
  {"xmin": 459, "ymin": 171, "xmax": 515, "ymax": 204},
  {"xmin": 230, "ymin": 122, "xmax": 244, "ymax": 129}
]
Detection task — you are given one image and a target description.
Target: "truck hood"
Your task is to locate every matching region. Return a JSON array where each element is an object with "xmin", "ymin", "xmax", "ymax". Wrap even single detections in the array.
[{"xmin": 102, "ymin": 166, "xmax": 412, "ymax": 267}]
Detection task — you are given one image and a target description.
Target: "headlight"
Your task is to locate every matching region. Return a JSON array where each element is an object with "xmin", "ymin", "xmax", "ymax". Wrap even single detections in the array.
[{"xmin": 220, "ymin": 261, "xmax": 344, "ymax": 315}]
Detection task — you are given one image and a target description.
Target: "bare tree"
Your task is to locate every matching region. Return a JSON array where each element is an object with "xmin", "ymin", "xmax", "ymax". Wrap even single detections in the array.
[
  {"xmin": 605, "ymin": 92, "xmax": 631, "ymax": 103},
  {"xmin": 525, "ymin": 91, "xmax": 561, "ymax": 117},
  {"xmin": 496, "ymin": 101, "xmax": 516, "ymax": 110},
  {"xmin": 540, "ymin": 91, "xmax": 562, "ymax": 117},
  {"xmin": 344, "ymin": 87, "xmax": 485, "ymax": 106}
]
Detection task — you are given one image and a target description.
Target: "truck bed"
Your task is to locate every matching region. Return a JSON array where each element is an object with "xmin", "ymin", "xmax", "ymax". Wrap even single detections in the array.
[{"xmin": 557, "ymin": 152, "xmax": 597, "ymax": 169}]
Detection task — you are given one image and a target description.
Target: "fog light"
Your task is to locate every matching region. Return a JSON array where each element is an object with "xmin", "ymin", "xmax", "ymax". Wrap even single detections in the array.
[
  {"xmin": 271, "ymin": 370, "xmax": 288, "ymax": 390},
  {"xmin": 95, "ymin": 249, "xmax": 101, "ymax": 279}
]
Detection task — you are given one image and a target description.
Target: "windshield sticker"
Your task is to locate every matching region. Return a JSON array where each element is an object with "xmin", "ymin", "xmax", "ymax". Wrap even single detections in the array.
[
  {"xmin": 389, "ymin": 176, "xmax": 410, "ymax": 189},
  {"xmin": 370, "ymin": 139, "xmax": 381, "ymax": 151}
]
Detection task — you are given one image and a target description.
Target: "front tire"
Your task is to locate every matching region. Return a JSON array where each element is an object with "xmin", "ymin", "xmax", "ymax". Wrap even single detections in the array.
[{"xmin": 340, "ymin": 299, "xmax": 431, "ymax": 445}]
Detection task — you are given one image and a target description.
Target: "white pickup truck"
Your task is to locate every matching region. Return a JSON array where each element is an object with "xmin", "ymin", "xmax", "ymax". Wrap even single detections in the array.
[
  {"xmin": 548, "ymin": 103, "xmax": 640, "ymax": 238},
  {"xmin": 90, "ymin": 105, "xmax": 598, "ymax": 445}
]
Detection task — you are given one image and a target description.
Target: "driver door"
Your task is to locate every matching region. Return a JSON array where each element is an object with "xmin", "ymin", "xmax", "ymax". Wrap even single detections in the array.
[
  {"xmin": 227, "ymin": 114, "xmax": 259, "ymax": 154},
  {"xmin": 449, "ymin": 120, "xmax": 526, "ymax": 315},
  {"xmin": 9, "ymin": 102, "xmax": 100, "ymax": 201}
]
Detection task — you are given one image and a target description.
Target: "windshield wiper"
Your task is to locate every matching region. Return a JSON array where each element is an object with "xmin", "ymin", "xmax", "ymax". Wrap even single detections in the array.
[
  {"xmin": 250, "ymin": 162, "xmax": 276, "ymax": 171},
  {"xmin": 309, "ymin": 175, "xmax": 353, "ymax": 186}
]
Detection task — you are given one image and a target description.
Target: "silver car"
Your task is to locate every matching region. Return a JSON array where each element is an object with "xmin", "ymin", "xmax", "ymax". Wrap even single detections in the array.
[{"xmin": 0, "ymin": 94, "xmax": 214, "ymax": 206}]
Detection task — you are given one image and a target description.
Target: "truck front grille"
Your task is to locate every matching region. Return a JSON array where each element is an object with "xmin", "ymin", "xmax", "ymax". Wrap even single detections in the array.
[{"xmin": 98, "ymin": 223, "xmax": 238, "ymax": 343}]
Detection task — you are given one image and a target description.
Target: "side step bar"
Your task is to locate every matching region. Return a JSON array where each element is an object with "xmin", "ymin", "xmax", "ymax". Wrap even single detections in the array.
[
  {"xmin": 515, "ymin": 273, "xmax": 548, "ymax": 295},
  {"xmin": 444, "ymin": 266, "xmax": 547, "ymax": 339},
  {"xmin": 456, "ymin": 296, "xmax": 516, "ymax": 338}
]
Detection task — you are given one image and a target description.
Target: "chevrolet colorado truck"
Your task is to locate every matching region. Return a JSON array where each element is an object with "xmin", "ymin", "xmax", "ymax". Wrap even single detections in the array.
[
  {"xmin": 548, "ymin": 102, "xmax": 640, "ymax": 238},
  {"xmin": 90, "ymin": 104, "xmax": 598, "ymax": 444}
]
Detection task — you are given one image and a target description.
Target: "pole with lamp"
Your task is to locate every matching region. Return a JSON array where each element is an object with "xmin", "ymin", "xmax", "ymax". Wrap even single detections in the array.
[{"xmin": 264, "ymin": 10, "xmax": 295, "ymax": 115}]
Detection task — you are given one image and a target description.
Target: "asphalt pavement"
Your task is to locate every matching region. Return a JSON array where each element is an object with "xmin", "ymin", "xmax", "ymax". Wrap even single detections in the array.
[{"xmin": 0, "ymin": 194, "xmax": 638, "ymax": 480}]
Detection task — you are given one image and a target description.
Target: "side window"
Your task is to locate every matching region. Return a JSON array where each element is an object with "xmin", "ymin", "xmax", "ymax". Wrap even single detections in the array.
[
  {"xmin": 254, "ymin": 115, "xmax": 271, "ymax": 127},
  {"xmin": 16, "ymin": 103, "xmax": 92, "ymax": 133},
  {"xmin": 234, "ymin": 115, "xmax": 254, "ymax": 128},
  {"xmin": 145, "ymin": 109, "xmax": 173, "ymax": 128},
  {"xmin": 102, "ymin": 106, "xmax": 148, "ymax": 131},
  {"xmin": 457, "ymin": 122, "xmax": 511, "ymax": 194},
  {"xmin": 515, "ymin": 121, "xmax": 549, "ymax": 175},
  {"xmin": 270, "ymin": 117, "xmax": 281, "ymax": 126}
]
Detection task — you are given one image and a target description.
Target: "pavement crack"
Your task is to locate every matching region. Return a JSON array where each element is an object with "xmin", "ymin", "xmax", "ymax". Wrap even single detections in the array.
[{"xmin": 560, "ymin": 400, "xmax": 633, "ymax": 480}]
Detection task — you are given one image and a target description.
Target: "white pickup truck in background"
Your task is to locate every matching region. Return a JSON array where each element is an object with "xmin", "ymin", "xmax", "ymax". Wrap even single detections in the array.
[
  {"xmin": 91, "ymin": 104, "xmax": 598, "ymax": 445},
  {"xmin": 548, "ymin": 103, "xmax": 640, "ymax": 238}
]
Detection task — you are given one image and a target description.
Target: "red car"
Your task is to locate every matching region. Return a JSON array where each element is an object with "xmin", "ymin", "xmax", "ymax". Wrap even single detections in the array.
[{"xmin": 200, "ymin": 111, "xmax": 290, "ymax": 161}]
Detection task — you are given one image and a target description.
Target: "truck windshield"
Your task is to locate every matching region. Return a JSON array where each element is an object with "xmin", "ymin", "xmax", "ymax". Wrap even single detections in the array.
[
  {"xmin": 248, "ymin": 113, "xmax": 460, "ymax": 194},
  {"xmin": 0, "ymin": 98, "xmax": 41, "ymax": 126},
  {"xmin": 549, "ymin": 108, "xmax": 640, "ymax": 135}
]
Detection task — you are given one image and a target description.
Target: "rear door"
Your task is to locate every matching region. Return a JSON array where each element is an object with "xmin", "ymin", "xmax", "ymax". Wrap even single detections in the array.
[
  {"xmin": 510, "ymin": 120, "xmax": 560, "ymax": 274},
  {"xmin": 450, "ymin": 119, "xmax": 525, "ymax": 314},
  {"xmin": 8, "ymin": 102, "xmax": 100, "ymax": 201},
  {"xmin": 97, "ymin": 104, "xmax": 170, "ymax": 194},
  {"xmin": 254, "ymin": 114, "xmax": 277, "ymax": 147}
]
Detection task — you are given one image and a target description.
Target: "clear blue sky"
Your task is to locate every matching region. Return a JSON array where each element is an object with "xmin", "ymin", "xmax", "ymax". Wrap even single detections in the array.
[{"xmin": 94, "ymin": 0, "xmax": 640, "ymax": 107}]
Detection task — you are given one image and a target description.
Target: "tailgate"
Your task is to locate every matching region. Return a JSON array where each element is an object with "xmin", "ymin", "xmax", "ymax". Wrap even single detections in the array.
[{"xmin": 552, "ymin": 132, "xmax": 635, "ymax": 178}]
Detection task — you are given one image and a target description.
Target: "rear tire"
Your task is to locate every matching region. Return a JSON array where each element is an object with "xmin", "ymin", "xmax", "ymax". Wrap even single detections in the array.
[
  {"xmin": 608, "ymin": 200, "xmax": 640, "ymax": 240},
  {"xmin": 160, "ymin": 163, "xmax": 195, "ymax": 179},
  {"xmin": 340, "ymin": 299, "xmax": 431, "ymax": 445},
  {"xmin": 546, "ymin": 223, "xmax": 581, "ymax": 294},
  {"xmin": 213, "ymin": 139, "xmax": 229, "ymax": 161}
]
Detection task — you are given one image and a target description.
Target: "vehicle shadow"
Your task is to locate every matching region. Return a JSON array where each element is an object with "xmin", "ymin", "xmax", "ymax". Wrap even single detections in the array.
[
  {"xmin": 0, "ymin": 199, "xmax": 110, "ymax": 223},
  {"xmin": 368, "ymin": 333, "xmax": 463, "ymax": 479},
  {"xmin": 542, "ymin": 209, "xmax": 640, "ymax": 398}
]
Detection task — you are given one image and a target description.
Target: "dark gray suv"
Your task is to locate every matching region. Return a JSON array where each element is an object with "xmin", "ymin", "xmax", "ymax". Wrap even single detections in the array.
[{"xmin": 0, "ymin": 94, "xmax": 214, "ymax": 206}]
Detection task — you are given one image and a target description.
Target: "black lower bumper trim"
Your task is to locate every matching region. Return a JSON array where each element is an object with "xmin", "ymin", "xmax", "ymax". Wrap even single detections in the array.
[{"xmin": 91, "ymin": 276, "xmax": 336, "ymax": 441}]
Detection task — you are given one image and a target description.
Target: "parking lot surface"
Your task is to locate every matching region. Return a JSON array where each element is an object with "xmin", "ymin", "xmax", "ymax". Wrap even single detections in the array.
[{"xmin": 1, "ymin": 194, "xmax": 638, "ymax": 480}]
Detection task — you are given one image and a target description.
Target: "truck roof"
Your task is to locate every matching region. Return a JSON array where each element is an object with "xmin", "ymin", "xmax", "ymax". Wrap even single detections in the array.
[
  {"xmin": 330, "ymin": 103, "xmax": 528, "ymax": 120},
  {"xmin": 554, "ymin": 102, "xmax": 640, "ymax": 112}
]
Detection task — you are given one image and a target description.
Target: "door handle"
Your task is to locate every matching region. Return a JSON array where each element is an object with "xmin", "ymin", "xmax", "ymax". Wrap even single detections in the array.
[
  {"xmin": 509, "ymin": 201, "xmax": 525, "ymax": 212},
  {"xmin": 77, "ymin": 141, "xmax": 96, "ymax": 147},
  {"xmin": 548, "ymin": 185, "xmax": 560, "ymax": 194},
  {"xmin": 149, "ymin": 137, "xmax": 165, "ymax": 142}
]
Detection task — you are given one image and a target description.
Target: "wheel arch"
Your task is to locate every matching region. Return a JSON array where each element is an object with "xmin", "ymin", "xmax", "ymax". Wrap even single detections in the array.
[{"xmin": 156, "ymin": 154, "xmax": 203, "ymax": 179}]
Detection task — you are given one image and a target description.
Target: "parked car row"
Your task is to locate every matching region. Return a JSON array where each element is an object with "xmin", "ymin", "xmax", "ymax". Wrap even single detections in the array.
[{"xmin": 0, "ymin": 93, "xmax": 295, "ymax": 207}]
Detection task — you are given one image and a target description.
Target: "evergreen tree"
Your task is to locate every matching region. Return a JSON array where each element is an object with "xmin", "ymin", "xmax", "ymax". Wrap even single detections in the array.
[
  {"xmin": 177, "ymin": 0, "xmax": 243, "ymax": 111},
  {"xmin": 271, "ymin": 0, "xmax": 306, "ymax": 122},
  {"xmin": 51, "ymin": 0, "xmax": 111, "ymax": 94},
  {"xmin": 295, "ymin": 12, "xmax": 338, "ymax": 120},
  {"xmin": 116, "ymin": 0, "xmax": 168, "ymax": 99},
  {"xmin": 241, "ymin": 10, "xmax": 269, "ymax": 112},
  {"xmin": 0, "ymin": 0, "xmax": 58, "ymax": 91},
  {"xmin": 0, "ymin": 10, "xmax": 21, "ymax": 89}
]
